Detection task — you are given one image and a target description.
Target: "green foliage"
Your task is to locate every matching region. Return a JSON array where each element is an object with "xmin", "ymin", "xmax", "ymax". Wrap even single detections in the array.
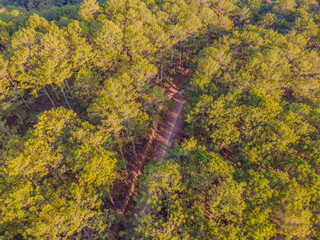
[
  {"xmin": 92, "ymin": 18, "xmax": 123, "ymax": 68},
  {"xmin": 182, "ymin": 10, "xmax": 320, "ymax": 238},
  {"xmin": 0, "ymin": 0, "xmax": 320, "ymax": 239},
  {"xmin": 132, "ymin": 160, "xmax": 188, "ymax": 240},
  {"xmin": 78, "ymin": 0, "xmax": 99, "ymax": 21},
  {"xmin": 0, "ymin": 107, "xmax": 117, "ymax": 238}
]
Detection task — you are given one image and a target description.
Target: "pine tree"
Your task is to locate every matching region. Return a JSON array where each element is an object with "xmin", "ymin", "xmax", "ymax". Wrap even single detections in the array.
[{"xmin": 78, "ymin": 0, "xmax": 100, "ymax": 22}]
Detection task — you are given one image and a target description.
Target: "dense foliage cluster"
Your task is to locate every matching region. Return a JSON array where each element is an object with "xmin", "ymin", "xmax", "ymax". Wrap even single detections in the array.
[
  {"xmin": 0, "ymin": 0, "xmax": 320, "ymax": 239},
  {"xmin": 131, "ymin": 1, "xmax": 320, "ymax": 240}
]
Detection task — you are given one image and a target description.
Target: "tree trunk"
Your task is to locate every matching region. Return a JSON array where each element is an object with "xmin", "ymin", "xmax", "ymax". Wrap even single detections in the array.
[
  {"xmin": 123, "ymin": 82, "xmax": 137, "ymax": 157},
  {"xmin": 179, "ymin": 42, "xmax": 182, "ymax": 67},
  {"xmin": 50, "ymin": 83, "xmax": 61, "ymax": 101},
  {"xmin": 119, "ymin": 144, "xmax": 125, "ymax": 160},
  {"xmin": 82, "ymin": 228, "xmax": 93, "ymax": 240},
  {"xmin": 7, "ymin": 74, "xmax": 30, "ymax": 109},
  {"xmin": 182, "ymin": 45, "xmax": 184, "ymax": 67},
  {"xmin": 43, "ymin": 87, "xmax": 56, "ymax": 108},
  {"xmin": 29, "ymin": 177, "xmax": 38, "ymax": 187},
  {"xmin": 0, "ymin": 123, "xmax": 9, "ymax": 136},
  {"xmin": 131, "ymin": 134, "xmax": 137, "ymax": 156},
  {"xmin": 160, "ymin": 64, "xmax": 163, "ymax": 86},
  {"xmin": 19, "ymin": 94, "xmax": 30, "ymax": 109},
  {"xmin": 172, "ymin": 49, "xmax": 175, "ymax": 72},
  {"xmin": 64, "ymin": 78, "xmax": 71, "ymax": 90},
  {"xmin": 15, "ymin": 113, "xmax": 23, "ymax": 121},
  {"xmin": 108, "ymin": 192, "xmax": 115, "ymax": 206},
  {"xmin": 60, "ymin": 86, "xmax": 72, "ymax": 110},
  {"xmin": 46, "ymin": 85, "xmax": 55, "ymax": 101},
  {"xmin": 125, "ymin": 113, "xmax": 137, "ymax": 157}
]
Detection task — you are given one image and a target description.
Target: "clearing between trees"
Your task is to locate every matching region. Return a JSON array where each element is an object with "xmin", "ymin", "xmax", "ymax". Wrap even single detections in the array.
[
  {"xmin": 111, "ymin": 68, "xmax": 191, "ymax": 233},
  {"xmin": 152, "ymin": 89, "xmax": 185, "ymax": 161}
]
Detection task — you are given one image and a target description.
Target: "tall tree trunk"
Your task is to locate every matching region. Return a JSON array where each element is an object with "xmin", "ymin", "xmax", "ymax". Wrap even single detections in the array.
[
  {"xmin": 119, "ymin": 144, "xmax": 125, "ymax": 160},
  {"xmin": 82, "ymin": 228, "xmax": 93, "ymax": 240},
  {"xmin": 160, "ymin": 63, "xmax": 163, "ymax": 86},
  {"xmin": 7, "ymin": 74, "xmax": 30, "ymax": 109},
  {"xmin": 123, "ymin": 81, "xmax": 137, "ymax": 157},
  {"xmin": 172, "ymin": 48, "xmax": 175, "ymax": 72},
  {"xmin": 131, "ymin": 135, "xmax": 137, "ymax": 156},
  {"xmin": 19, "ymin": 93, "xmax": 30, "ymax": 109},
  {"xmin": 0, "ymin": 123, "xmax": 9, "ymax": 136},
  {"xmin": 50, "ymin": 83, "xmax": 61, "ymax": 101},
  {"xmin": 179, "ymin": 42, "xmax": 182, "ymax": 67},
  {"xmin": 43, "ymin": 87, "xmax": 56, "ymax": 108},
  {"xmin": 46, "ymin": 84, "xmax": 55, "ymax": 100},
  {"xmin": 182, "ymin": 45, "xmax": 184, "ymax": 67},
  {"xmin": 15, "ymin": 113, "xmax": 23, "ymax": 121},
  {"xmin": 60, "ymin": 86, "xmax": 71, "ymax": 110},
  {"xmin": 108, "ymin": 192, "xmax": 115, "ymax": 206},
  {"xmin": 64, "ymin": 78, "xmax": 71, "ymax": 90},
  {"xmin": 125, "ymin": 112, "xmax": 137, "ymax": 157}
]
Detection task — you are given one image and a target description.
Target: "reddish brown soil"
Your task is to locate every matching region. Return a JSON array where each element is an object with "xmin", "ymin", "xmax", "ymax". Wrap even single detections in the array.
[
  {"xmin": 152, "ymin": 89, "xmax": 185, "ymax": 161},
  {"xmin": 111, "ymin": 67, "xmax": 191, "ymax": 234}
]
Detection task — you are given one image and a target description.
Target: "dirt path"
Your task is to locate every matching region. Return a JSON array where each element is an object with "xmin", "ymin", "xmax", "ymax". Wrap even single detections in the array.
[
  {"xmin": 152, "ymin": 89, "xmax": 185, "ymax": 161},
  {"xmin": 111, "ymin": 68, "xmax": 191, "ymax": 235},
  {"xmin": 153, "ymin": 68, "xmax": 191, "ymax": 160}
]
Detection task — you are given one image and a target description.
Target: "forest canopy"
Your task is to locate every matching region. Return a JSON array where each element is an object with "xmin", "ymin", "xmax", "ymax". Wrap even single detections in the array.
[{"xmin": 0, "ymin": 0, "xmax": 320, "ymax": 239}]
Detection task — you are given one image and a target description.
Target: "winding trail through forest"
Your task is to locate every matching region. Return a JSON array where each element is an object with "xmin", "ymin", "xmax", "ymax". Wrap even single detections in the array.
[
  {"xmin": 111, "ymin": 68, "xmax": 191, "ymax": 235},
  {"xmin": 153, "ymin": 69, "xmax": 191, "ymax": 163},
  {"xmin": 153, "ymin": 89, "xmax": 185, "ymax": 161}
]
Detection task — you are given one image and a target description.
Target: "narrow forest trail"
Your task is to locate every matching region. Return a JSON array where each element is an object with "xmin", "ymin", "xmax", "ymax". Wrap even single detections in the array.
[
  {"xmin": 155, "ymin": 69, "xmax": 191, "ymax": 161},
  {"xmin": 111, "ymin": 68, "xmax": 191, "ymax": 235},
  {"xmin": 152, "ymin": 89, "xmax": 185, "ymax": 161}
]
